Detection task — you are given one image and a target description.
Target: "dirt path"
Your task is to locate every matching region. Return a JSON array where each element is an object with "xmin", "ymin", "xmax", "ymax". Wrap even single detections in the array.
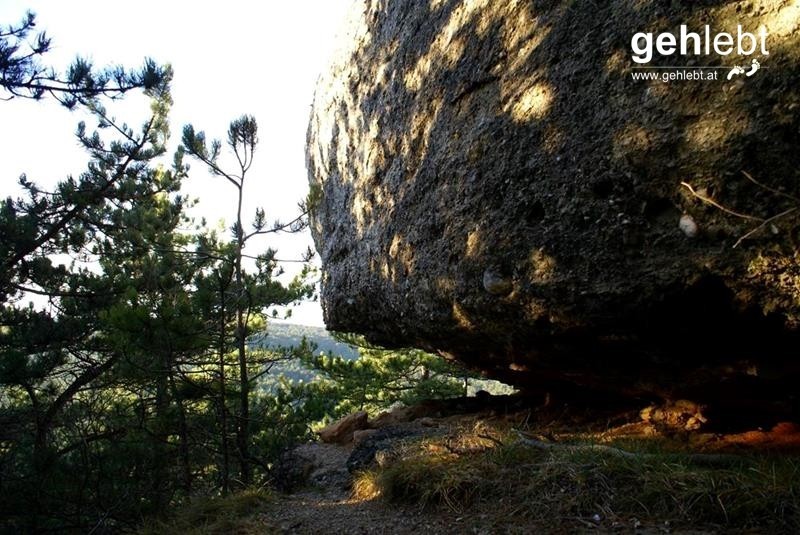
[
  {"xmin": 257, "ymin": 442, "xmax": 478, "ymax": 534},
  {"xmin": 262, "ymin": 489, "xmax": 471, "ymax": 534}
]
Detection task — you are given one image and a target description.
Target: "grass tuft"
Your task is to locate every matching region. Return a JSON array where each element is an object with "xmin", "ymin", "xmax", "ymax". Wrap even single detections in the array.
[
  {"xmin": 352, "ymin": 426, "xmax": 800, "ymax": 532},
  {"xmin": 352, "ymin": 471, "xmax": 383, "ymax": 501},
  {"xmin": 137, "ymin": 489, "xmax": 271, "ymax": 535}
]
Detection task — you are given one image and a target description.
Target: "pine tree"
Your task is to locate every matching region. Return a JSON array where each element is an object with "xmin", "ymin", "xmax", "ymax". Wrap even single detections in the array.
[
  {"xmin": 180, "ymin": 116, "xmax": 314, "ymax": 487},
  {"xmin": 0, "ymin": 12, "xmax": 321, "ymax": 530},
  {"xmin": 0, "ymin": 11, "xmax": 168, "ymax": 108},
  {"xmin": 0, "ymin": 66, "xmax": 186, "ymax": 528}
]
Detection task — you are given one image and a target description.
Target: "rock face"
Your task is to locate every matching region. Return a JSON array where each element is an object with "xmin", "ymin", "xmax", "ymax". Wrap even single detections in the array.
[{"xmin": 307, "ymin": 1, "xmax": 800, "ymax": 406}]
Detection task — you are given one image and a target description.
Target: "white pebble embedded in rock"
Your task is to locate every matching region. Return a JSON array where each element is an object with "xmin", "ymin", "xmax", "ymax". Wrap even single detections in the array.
[{"xmin": 679, "ymin": 214, "xmax": 698, "ymax": 238}]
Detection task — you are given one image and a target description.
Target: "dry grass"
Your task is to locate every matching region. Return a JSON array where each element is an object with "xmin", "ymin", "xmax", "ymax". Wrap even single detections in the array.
[
  {"xmin": 352, "ymin": 424, "xmax": 800, "ymax": 532},
  {"xmin": 136, "ymin": 489, "xmax": 272, "ymax": 535}
]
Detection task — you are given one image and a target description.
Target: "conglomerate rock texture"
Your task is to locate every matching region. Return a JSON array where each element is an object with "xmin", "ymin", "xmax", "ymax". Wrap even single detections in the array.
[{"xmin": 307, "ymin": 0, "xmax": 800, "ymax": 414}]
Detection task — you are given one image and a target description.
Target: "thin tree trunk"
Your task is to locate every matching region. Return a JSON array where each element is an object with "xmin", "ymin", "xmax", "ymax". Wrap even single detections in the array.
[
  {"xmin": 152, "ymin": 363, "xmax": 169, "ymax": 514},
  {"xmin": 236, "ymin": 306, "xmax": 250, "ymax": 485},
  {"xmin": 168, "ymin": 366, "xmax": 192, "ymax": 494},
  {"xmin": 234, "ymin": 185, "xmax": 251, "ymax": 485},
  {"xmin": 217, "ymin": 278, "xmax": 230, "ymax": 494}
]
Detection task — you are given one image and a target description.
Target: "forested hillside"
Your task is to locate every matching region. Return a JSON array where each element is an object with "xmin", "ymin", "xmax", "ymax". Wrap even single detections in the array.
[
  {"xmin": 252, "ymin": 323, "xmax": 514, "ymax": 397},
  {"xmin": 254, "ymin": 323, "xmax": 360, "ymax": 360}
]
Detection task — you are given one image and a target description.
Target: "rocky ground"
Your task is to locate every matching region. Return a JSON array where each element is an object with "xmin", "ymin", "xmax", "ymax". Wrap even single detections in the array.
[
  {"xmin": 260, "ymin": 397, "xmax": 549, "ymax": 533},
  {"xmin": 262, "ymin": 436, "xmax": 481, "ymax": 534},
  {"xmin": 254, "ymin": 395, "xmax": 800, "ymax": 534},
  {"xmin": 262, "ymin": 410, "xmax": 467, "ymax": 534}
]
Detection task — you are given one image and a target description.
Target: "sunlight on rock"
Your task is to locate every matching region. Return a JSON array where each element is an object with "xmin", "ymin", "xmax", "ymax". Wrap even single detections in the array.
[
  {"xmin": 526, "ymin": 300, "xmax": 547, "ymax": 321},
  {"xmin": 387, "ymin": 233, "xmax": 415, "ymax": 281},
  {"xmin": 379, "ymin": 258, "xmax": 390, "ymax": 279},
  {"xmin": 308, "ymin": 0, "xmax": 800, "ymax": 410},
  {"xmin": 760, "ymin": 0, "xmax": 800, "ymax": 38},
  {"xmin": 434, "ymin": 276, "xmax": 455, "ymax": 293},
  {"xmin": 644, "ymin": 80, "xmax": 669, "ymax": 98},
  {"xmin": 530, "ymin": 248, "xmax": 556, "ymax": 283},
  {"xmin": 403, "ymin": 0, "xmax": 488, "ymax": 92},
  {"xmin": 351, "ymin": 190, "xmax": 374, "ymax": 236},
  {"xmin": 502, "ymin": 5, "xmax": 551, "ymax": 71},
  {"xmin": 404, "ymin": 37, "xmax": 466, "ymax": 92},
  {"xmin": 402, "ymin": 96, "xmax": 444, "ymax": 168},
  {"xmin": 604, "ymin": 49, "xmax": 628, "ymax": 74},
  {"xmin": 710, "ymin": 1, "xmax": 799, "ymax": 59},
  {"xmin": 504, "ymin": 82, "xmax": 554, "ymax": 123},
  {"xmin": 746, "ymin": 252, "xmax": 800, "ymax": 326},
  {"xmin": 465, "ymin": 228, "xmax": 482, "ymax": 258},
  {"xmin": 452, "ymin": 302, "xmax": 475, "ymax": 329},
  {"xmin": 686, "ymin": 113, "xmax": 747, "ymax": 151},
  {"xmin": 541, "ymin": 125, "xmax": 565, "ymax": 153},
  {"xmin": 612, "ymin": 124, "xmax": 653, "ymax": 161},
  {"xmin": 374, "ymin": 59, "xmax": 391, "ymax": 86},
  {"xmin": 360, "ymin": 139, "xmax": 385, "ymax": 179}
]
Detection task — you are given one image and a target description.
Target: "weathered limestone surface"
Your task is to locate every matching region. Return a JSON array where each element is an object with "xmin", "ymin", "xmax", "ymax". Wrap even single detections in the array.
[{"xmin": 307, "ymin": 0, "xmax": 800, "ymax": 408}]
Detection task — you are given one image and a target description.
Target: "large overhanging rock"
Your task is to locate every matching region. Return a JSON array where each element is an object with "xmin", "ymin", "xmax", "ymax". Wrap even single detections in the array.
[{"xmin": 307, "ymin": 0, "xmax": 800, "ymax": 414}]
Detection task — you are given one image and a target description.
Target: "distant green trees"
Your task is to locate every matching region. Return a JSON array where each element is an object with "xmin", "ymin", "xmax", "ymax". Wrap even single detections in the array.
[
  {"xmin": 301, "ymin": 334, "xmax": 469, "ymax": 415},
  {"xmin": 255, "ymin": 327, "xmax": 515, "ymax": 425}
]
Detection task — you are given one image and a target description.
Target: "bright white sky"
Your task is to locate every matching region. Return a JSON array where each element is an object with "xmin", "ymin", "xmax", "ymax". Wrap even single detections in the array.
[{"xmin": 0, "ymin": 1, "xmax": 354, "ymax": 327}]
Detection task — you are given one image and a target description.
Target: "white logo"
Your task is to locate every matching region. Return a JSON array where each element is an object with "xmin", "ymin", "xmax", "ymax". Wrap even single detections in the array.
[
  {"xmin": 630, "ymin": 25, "xmax": 768, "ymax": 83},
  {"xmin": 727, "ymin": 58, "xmax": 761, "ymax": 80}
]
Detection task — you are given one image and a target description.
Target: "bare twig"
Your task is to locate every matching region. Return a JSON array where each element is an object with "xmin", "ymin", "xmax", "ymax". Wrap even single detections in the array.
[
  {"xmin": 733, "ymin": 207, "xmax": 798, "ymax": 248},
  {"xmin": 682, "ymin": 175, "xmax": 799, "ymax": 248},
  {"xmin": 680, "ymin": 182, "xmax": 763, "ymax": 221},
  {"xmin": 742, "ymin": 171, "xmax": 800, "ymax": 203}
]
